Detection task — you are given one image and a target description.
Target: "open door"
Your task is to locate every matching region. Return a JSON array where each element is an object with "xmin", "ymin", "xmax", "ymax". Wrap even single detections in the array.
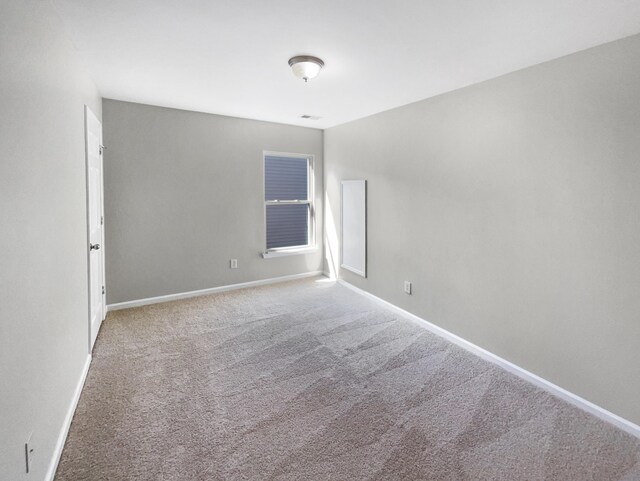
[{"xmin": 85, "ymin": 105, "xmax": 105, "ymax": 351}]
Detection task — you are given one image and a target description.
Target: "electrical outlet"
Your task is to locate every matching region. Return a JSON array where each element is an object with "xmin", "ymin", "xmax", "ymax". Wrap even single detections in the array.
[
  {"xmin": 404, "ymin": 281, "xmax": 412, "ymax": 295},
  {"xmin": 25, "ymin": 432, "xmax": 34, "ymax": 474},
  {"xmin": 230, "ymin": 259, "xmax": 238, "ymax": 269}
]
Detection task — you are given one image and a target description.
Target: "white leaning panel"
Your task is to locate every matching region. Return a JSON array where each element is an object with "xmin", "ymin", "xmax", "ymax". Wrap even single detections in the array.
[{"xmin": 341, "ymin": 180, "xmax": 367, "ymax": 277}]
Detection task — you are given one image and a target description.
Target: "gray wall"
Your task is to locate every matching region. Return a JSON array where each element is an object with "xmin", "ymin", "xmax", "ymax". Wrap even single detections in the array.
[
  {"xmin": 103, "ymin": 100, "xmax": 323, "ymax": 304},
  {"xmin": 0, "ymin": 1, "xmax": 102, "ymax": 479},
  {"xmin": 324, "ymin": 34, "xmax": 640, "ymax": 425}
]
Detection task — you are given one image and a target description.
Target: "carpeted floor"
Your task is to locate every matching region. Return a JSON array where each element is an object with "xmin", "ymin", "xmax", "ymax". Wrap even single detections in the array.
[{"xmin": 55, "ymin": 277, "xmax": 640, "ymax": 480}]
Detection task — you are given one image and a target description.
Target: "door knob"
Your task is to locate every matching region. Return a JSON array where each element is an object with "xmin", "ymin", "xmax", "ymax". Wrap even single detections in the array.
[{"xmin": 90, "ymin": 243, "xmax": 100, "ymax": 251}]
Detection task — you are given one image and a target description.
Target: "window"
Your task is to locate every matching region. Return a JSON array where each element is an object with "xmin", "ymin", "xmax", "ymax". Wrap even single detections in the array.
[{"xmin": 264, "ymin": 153, "xmax": 314, "ymax": 255}]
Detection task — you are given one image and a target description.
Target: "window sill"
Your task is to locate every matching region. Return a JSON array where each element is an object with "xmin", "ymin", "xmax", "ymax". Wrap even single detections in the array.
[{"xmin": 262, "ymin": 247, "xmax": 318, "ymax": 259}]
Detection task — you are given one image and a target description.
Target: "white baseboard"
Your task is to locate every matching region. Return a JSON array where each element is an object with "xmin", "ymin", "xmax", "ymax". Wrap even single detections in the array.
[
  {"xmin": 107, "ymin": 271, "xmax": 324, "ymax": 312},
  {"xmin": 45, "ymin": 354, "xmax": 92, "ymax": 481},
  {"xmin": 338, "ymin": 279, "xmax": 640, "ymax": 439}
]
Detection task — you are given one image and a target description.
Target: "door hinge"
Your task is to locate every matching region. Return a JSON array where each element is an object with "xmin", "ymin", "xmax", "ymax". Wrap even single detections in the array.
[
  {"xmin": 102, "ymin": 286, "xmax": 105, "ymax": 295},
  {"xmin": 99, "ymin": 144, "xmax": 106, "ymax": 155},
  {"xmin": 101, "ymin": 216, "xmax": 104, "ymax": 225}
]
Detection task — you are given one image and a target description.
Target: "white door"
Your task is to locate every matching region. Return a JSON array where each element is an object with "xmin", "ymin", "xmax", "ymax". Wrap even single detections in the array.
[{"xmin": 85, "ymin": 105, "xmax": 105, "ymax": 351}]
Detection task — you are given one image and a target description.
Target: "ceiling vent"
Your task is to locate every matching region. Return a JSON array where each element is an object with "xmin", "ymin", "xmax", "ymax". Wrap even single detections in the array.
[{"xmin": 300, "ymin": 114, "xmax": 321, "ymax": 120}]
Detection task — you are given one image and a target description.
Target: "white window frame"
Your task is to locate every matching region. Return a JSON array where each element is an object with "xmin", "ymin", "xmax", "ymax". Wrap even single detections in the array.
[{"xmin": 262, "ymin": 151, "xmax": 316, "ymax": 258}]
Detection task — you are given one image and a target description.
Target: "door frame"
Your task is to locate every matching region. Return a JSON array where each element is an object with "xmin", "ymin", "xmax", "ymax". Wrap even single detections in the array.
[{"xmin": 84, "ymin": 105, "xmax": 106, "ymax": 353}]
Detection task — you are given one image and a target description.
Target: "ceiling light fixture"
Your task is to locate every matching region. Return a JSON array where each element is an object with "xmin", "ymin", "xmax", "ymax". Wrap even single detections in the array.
[{"xmin": 288, "ymin": 55, "xmax": 324, "ymax": 82}]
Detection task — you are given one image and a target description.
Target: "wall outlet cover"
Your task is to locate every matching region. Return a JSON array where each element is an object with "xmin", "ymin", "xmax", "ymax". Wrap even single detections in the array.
[
  {"xmin": 404, "ymin": 281, "xmax": 412, "ymax": 295},
  {"xmin": 230, "ymin": 259, "xmax": 238, "ymax": 269}
]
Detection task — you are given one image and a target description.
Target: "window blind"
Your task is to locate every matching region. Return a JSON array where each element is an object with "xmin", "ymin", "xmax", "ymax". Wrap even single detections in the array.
[
  {"xmin": 264, "ymin": 155, "xmax": 310, "ymax": 250},
  {"xmin": 264, "ymin": 156, "xmax": 308, "ymax": 201},
  {"xmin": 266, "ymin": 204, "xmax": 309, "ymax": 249}
]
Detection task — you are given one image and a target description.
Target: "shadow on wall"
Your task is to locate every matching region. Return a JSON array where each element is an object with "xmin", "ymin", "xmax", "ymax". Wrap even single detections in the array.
[{"xmin": 325, "ymin": 187, "xmax": 339, "ymax": 279}]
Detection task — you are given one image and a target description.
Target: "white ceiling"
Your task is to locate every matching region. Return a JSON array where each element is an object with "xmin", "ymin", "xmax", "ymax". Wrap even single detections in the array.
[{"xmin": 53, "ymin": 0, "xmax": 640, "ymax": 129}]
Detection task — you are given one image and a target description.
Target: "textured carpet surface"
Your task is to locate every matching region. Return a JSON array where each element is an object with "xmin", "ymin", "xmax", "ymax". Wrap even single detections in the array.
[{"xmin": 56, "ymin": 277, "xmax": 640, "ymax": 480}]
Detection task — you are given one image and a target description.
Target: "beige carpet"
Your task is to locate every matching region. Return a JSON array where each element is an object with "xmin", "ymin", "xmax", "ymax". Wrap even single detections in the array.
[{"xmin": 55, "ymin": 277, "xmax": 640, "ymax": 480}]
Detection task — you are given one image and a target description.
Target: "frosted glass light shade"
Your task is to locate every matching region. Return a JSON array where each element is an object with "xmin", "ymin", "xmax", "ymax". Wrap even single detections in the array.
[{"xmin": 288, "ymin": 56, "xmax": 324, "ymax": 82}]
